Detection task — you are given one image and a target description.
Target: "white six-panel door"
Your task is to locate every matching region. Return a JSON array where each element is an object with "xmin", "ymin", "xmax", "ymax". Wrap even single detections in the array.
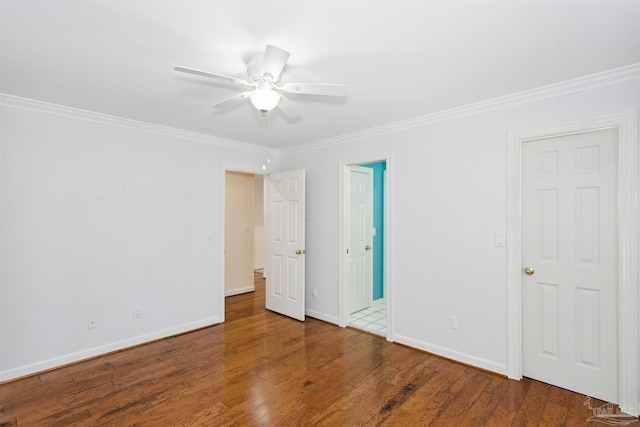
[
  {"xmin": 521, "ymin": 128, "xmax": 618, "ymax": 400},
  {"xmin": 348, "ymin": 166, "xmax": 373, "ymax": 314},
  {"xmin": 265, "ymin": 169, "xmax": 306, "ymax": 321}
]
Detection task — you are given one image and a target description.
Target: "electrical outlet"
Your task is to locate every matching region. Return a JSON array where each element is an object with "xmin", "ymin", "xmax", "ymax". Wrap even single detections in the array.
[
  {"xmin": 449, "ymin": 315, "xmax": 458, "ymax": 329},
  {"xmin": 88, "ymin": 317, "xmax": 97, "ymax": 329},
  {"xmin": 133, "ymin": 306, "xmax": 142, "ymax": 319}
]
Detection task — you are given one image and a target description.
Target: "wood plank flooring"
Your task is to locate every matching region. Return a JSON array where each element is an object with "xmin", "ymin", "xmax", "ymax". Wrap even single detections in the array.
[{"xmin": 0, "ymin": 273, "xmax": 628, "ymax": 426}]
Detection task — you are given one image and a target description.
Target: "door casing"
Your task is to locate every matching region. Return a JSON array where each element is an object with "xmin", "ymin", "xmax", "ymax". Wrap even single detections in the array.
[
  {"xmin": 220, "ymin": 167, "xmax": 266, "ymax": 324},
  {"xmin": 506, "ymin": 110, "xmax": 638, "ymax": 414},
  {"xmin": 339, "ymin": 154, "xmax": 392, "ymax": 341}
]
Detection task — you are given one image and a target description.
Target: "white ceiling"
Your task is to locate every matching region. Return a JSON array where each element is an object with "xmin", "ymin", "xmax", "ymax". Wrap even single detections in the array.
[{"xmin": 1, "ymin": 1, "xmax": 639, "ymax": 149}]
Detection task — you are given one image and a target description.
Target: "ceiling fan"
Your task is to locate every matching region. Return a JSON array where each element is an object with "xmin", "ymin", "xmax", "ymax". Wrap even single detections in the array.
[{"xmin": 174, "ymin": 45, "xmax": 347, "ymax": 118}]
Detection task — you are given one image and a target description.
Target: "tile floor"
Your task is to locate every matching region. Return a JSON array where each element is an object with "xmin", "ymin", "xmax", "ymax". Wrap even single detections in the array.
[{"xmin": 349, "ymin": 299, "xmax": 386, "ymax": 336}]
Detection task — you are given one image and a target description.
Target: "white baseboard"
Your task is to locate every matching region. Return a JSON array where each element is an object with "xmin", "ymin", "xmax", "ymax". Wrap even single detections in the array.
[
  {"xmin": 392, "ymin": 333, "xmax": 508, "ymax": 376},
  {"xmin": 0, "ymin": 316, "xmax": 221, "ymax": 383},
  {"xmin": 225, "ymin": 286, "xmax": 255, "ymax": 297},
  {"xmin": 305, "ymin": 309, "xmax": 339, "ymax": 325}
]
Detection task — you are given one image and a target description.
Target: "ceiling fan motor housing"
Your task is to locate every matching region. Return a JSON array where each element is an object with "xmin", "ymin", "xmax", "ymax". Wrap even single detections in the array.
[{"xmin": 248, "ymin": 54, "xmax": 272, "ymax": 83}]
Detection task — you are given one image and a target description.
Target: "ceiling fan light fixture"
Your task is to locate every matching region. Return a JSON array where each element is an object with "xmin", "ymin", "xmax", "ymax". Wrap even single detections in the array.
[
  {"xmin": 250, "ymin": 87, "xmax": 280, "ymax": 111},
  {"xmin": 175, "ymin": 44, "xmax": 347, "ymax": 118}
]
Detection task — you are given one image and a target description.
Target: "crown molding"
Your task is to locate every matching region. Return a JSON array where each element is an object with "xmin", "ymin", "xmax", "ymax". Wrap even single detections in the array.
[
  {"xmin": 281, "ymin": 63, "xmax": 640, "ymax": 156},
  {"xmin": 3, "ymin": 63, "xmax": 639, "ymax": 157},
  {"xmin": 0, "ymin": 93, "xmax": 278, "ymax": 156}
]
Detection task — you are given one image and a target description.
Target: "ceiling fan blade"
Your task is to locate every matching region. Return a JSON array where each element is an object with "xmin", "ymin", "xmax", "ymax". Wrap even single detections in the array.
[
  {"xmin": 174, "ymin": 66, "xmax": 251, "ymax": 86},
  {"xmin": 211, "ymin": 91, "xmax": 252, "ymax": 109},
  {"xmin": 282, "ymin": 83, "xmax": 348, "ymax": 97},
  {"xmin": 277, "ymin": 94, "xmax": 302, "ymax": 119},
  {"xmin": 260, "ymin": 45, "xmax": 290, "ymax": 81}
]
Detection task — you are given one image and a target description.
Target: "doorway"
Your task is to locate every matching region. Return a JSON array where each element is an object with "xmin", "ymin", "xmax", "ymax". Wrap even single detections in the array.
[
  {"xmin": 223, "ymin": 168, "xmax": 307, "ymax": 323},
  {"xmin": 223, "ymin": 171, "xmax": 265, "ymax": 297},
  {"xmin": 506, "ymin": 111, "xmax": 638, "ymax": 414},
  {"xmin": 340, "ymin": 157, "xmax": 391, "ymax": 340},
  {"xmin": 521, "ymin": 128, "xmax": 618, "ymax": 398}
]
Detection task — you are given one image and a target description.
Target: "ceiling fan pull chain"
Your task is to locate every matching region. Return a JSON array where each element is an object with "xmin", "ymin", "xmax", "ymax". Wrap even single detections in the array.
[
  {"xmin": 266, "ymin": 112, "xmax": 271, "ymax": 164},
  {"xmin": 261, "ymin": 111, "xmax": 271, "ymax": 171}
]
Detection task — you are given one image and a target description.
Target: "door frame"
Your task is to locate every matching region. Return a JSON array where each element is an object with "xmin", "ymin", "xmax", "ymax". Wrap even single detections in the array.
[
  {"xmin": 506, "ymin": 110, "xmax": 638, "ymax": 414},
  {"xmin": 220, "ymin": 167, "xmax": 266, "ymax": 324},
  {"xmin": 339, "ymin": 154, "xmax": 392, "ymax": 341}
]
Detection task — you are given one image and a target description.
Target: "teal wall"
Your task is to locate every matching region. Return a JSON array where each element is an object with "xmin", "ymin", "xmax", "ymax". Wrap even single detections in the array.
[{"xmin": 361, "ymin": 161, "xmax": 386, "ymax": 300}]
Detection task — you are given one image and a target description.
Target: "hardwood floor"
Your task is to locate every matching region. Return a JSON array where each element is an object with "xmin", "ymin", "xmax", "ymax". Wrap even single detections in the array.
[{"xmin": 0, "ymin": 273, "xmax": 625, "ymax": 426}]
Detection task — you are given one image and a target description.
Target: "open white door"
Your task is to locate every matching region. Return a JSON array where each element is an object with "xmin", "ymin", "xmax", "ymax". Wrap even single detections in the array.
[
  {"xmin": 265, "ymin": 169, "xmax": 306, "ymax": 321},
  {"xmin": 348, "ymin": 166, "xmax": 373, "ymax": 314}
]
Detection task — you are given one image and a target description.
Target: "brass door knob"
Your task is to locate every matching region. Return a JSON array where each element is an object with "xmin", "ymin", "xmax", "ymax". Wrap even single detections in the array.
[
  {"xmin": 365, "ymin": 245, "xmax": 372, "ymax": 251},
  {"xmin": 524, "ymin": 267, "xmax": 535, "ymax": 276},
  {"xmin": 295, "ymin": 249, "xmax": 305, "ymax": 255}
]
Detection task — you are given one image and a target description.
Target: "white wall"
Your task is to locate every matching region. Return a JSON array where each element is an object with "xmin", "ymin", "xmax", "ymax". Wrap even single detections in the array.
[
  {"xmin": 1, "ymin": 75, "xmax": 638, "ymax": 385},
  {"xmin": 0, "ymin": 101, "xmax": 274, "ymax": 381},
  {"xmin": 279, "ymin": 77, "xmax": 640, "ymax": 374}
]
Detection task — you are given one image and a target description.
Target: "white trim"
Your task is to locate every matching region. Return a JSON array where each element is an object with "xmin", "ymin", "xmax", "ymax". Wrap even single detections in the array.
[
  {"xmin": 3, "ymin": 63, "xmax": 639, "ymax": 157},
  {"xmin": 219, "ymin": 168, "xmax": 227, "ymax": 324},
  {"xmin": 0, "ymin": 316, "xmax": 221, "ymax": 383},
  {"xmin": 225, "ymin": 286, "xmax": 255, "ymax": 297},
  {"xmin": 338, "ymin": 164, "xmax": 349, "ymax": 327},
  {"xmin": 282, "ymin": 64, "xmax": 640, "ymax": 156},
  {"xmin": 506, "ymin": 110, "xmax": 638, "ymax": 415},
  {"xmin": 339, "ymin": 154, "xmax": 393, "ymax": 342},
  {"xmin": 305, "ymin": 309, "xmax": 339, "ymax": 326},
  {"xmin": 384, "ymin": 166, "xmax": 392, "ymax": 342},
  {"xmin": 394, "ymin": 334, "xmax": 508, "ymax": 376},
  {"xmin": 0, "ymin": 93, "xmax": 278, "ymax": 156}
]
